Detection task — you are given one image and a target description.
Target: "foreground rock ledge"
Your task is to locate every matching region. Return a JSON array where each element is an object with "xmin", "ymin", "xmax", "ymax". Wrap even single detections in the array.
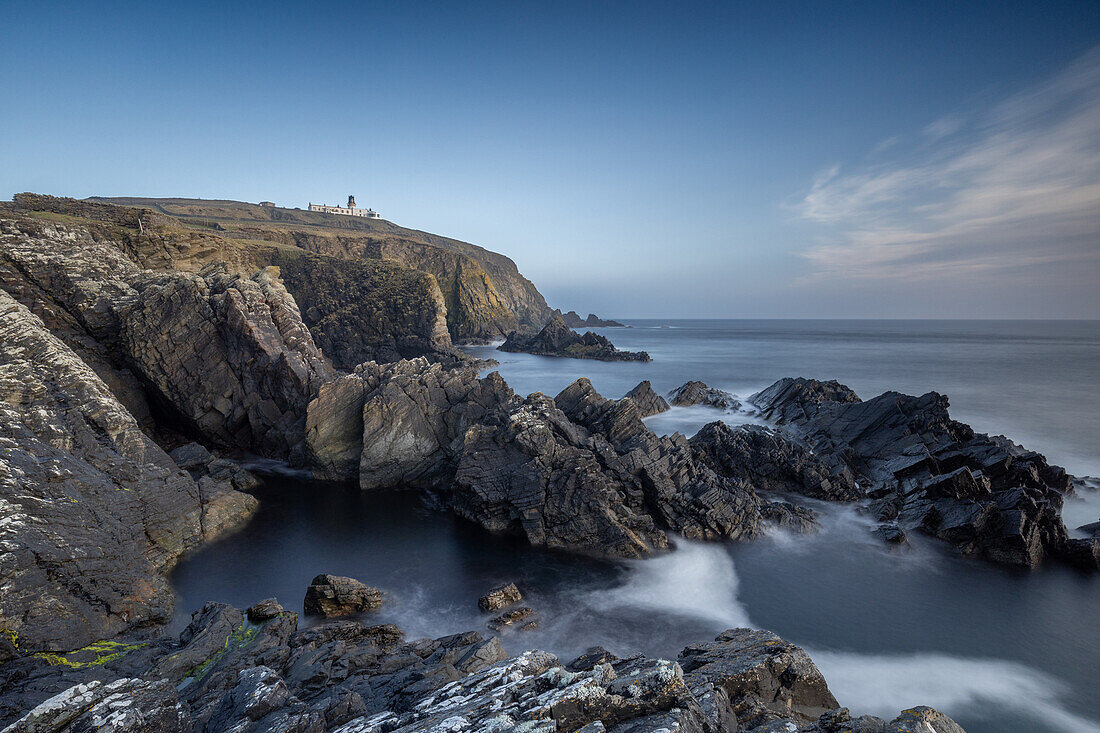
[{"xmin": 0, "ymin": 599, "xmax": 966, "ymax": 733}]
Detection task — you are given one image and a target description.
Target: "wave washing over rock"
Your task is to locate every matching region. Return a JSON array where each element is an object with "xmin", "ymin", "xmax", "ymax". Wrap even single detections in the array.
[{"xmin": 0, "ymin": 195, "xmax": 1095, "ymax": 730}]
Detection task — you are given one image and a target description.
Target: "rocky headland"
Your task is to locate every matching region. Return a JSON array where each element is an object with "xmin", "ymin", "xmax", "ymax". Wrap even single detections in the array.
[
  {"xmin": 553, "ymin": 309, "xmax": 627, "ymax": 328},
  {"xmin": 0, "ymin": 192, "xmax": 1092, "ymax": 729},
  {"xmin": 499, "ymin": 315, "xmax": 651, "ymax": 362}
]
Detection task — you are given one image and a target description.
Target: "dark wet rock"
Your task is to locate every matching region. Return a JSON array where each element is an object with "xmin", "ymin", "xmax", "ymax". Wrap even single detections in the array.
[
  {"xmin": 568, "ymin": 646, "xmax": 620, "ymax": 672},
  {"xmin": 1077, "ymin": 520, "xmax": 1100, "ymax": 537},
  {"xmin": 691, "ymin": 422, "xmax": 860, "ymax": 501},
  {"xmin": 499, "ymin": 314, "xmax": 650, "ymax": 362},
  {"xmin": 750, "ymin": 377, "xmax": 1084, "ymax": 570},
  {"xmin": 247, "ymin": 598, "xmax": 286, "ymax": 623},
  {"xmin": 0, "ymin": 601, "xmax": 964, "ymax": 733},
  {"xmin": 668, "ymin": 380, "xmax": 740, "ymax": 409},
  {"xmin": 477, "ymin": 582, "xmax": 523, "ymax": 611},
  {"xmin": 677, "ymin": 628, "xmax": 839, "ymax": 729},
  {"xmin": 487, "ymin": 607, "xmax": 538, "ymax": 631},
  {"xmin": 553, "ymin": 309, "xmax": 626, "ymax": 328},
  {"xmin": 873, "ymin": 524, "xmax": 910, "ymax": 547},
  {"xmin": 621, "ymin": 380, "xmax": 670, "ymax": 417},
  {"xmin": 303, "ymin": 575, "xmax": 382, "ymax": 618},
  {"xmin": 0, "ymin": 292, "xmax": 257, "ymax": 653}
]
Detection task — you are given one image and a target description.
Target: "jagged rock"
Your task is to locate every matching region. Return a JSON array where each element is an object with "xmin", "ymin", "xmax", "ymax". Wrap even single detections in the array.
[
  {"xmin": 477, "ymin": 583, "xmax": 523, "ymax": 611},
  {"xmin": 271, "ymin": 248, "xmax": 462, "ymax": 370},
  {"xmin": 499, "ymin": 315, "xmax": 650, "ymax": 362},
  {"xmin": 886, "ymin": 705, "xmax": 967, "ymax": 732},
  {"xmin": 668, "ymin": 381, "xmax": 740, "ymax": 410},
  {"xmin": 303, "ymin": 575, "xmax": 383, "ymax": 618},
  {"xmin": 678, "ymin": 628, "xmax": 839, "ymax": 728},
  {"xmin": 0, "ymin": 215, "xmax": 332, "ymax": 458},
  {"xmin": 0, "ymin": 292, "xmax": 256, "ymax": 653},
  {"xmin": 1, "ymin": 678, "xmax": 191, "ymax": 733},
  {"xmin": 691, "ymin": 422, "xmax": 860, "ymax": 501},
  {"xmin": 304, "ymin": 358, "xmax": 515, "ymax": 484},
  {"xmin": 750, "ymin": 377, "xmax": 1084, "ymax": 570},
  {"xmin": 0, "ymin": 601, "xmax": 965, "ymax": 733},
  {"xmin": 487, "ymin": 607, "xmax": 537, "ymax": 631},
  {"xmin": 621, "ymin": 380, "xmax": 670, "ymax": 417},
  {"xmin": 553, "ymin": 309, "xmax": 626, "ymax": 328}
]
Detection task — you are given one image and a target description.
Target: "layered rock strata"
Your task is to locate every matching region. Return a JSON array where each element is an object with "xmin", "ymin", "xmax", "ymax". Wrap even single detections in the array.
[{"xmin": 0, "ymin": 598, "xmax": 966, "ymax": 733}]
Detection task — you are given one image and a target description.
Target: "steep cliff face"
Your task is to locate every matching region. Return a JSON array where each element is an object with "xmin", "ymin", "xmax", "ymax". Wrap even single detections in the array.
[
  {"xmin": 88, "ymin": 196, "xmax": 554, "ymax": 341},
  {"xmin": 0, "ymin": 291, "xmax": 256, "ymax": 652},
  {"xmin": 10, "ymin": 195, "xmax": 462, "ymax": 369}
]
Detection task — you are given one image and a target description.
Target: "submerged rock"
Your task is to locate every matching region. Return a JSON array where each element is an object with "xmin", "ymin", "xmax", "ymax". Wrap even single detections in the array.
[
  {"xmin": 304, "ymin": 575, "xmax": 383, "ymax": 618},
  {"xmin": 499, "ymin": 314, "xmax": 650, "ymax": 362},
  {"xmin": 668, "ymin": 380, "xmax": 740, "ymax": 409}
]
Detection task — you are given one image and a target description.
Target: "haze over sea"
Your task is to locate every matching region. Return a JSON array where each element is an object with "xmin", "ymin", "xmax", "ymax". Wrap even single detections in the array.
[{"xmin": 173, "ymin": 319, "xmax": 1100, "ymax": 733}]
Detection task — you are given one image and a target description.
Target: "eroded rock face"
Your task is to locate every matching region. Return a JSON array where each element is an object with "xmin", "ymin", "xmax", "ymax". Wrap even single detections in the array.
[
  {"xmin": 478, "ymin": 583, "xmax": 523, "ymax": 612},
  {"xmin": 668, "ymin": 381, "xmax": 740, "ymax": 410},
  {"xmin": 0, "ymin": 215, "xmax": 331, "ymax": 458},
  {"xmin": 0, "ymin": 609, "xmax": 967, "ymax": 733},
  {"xmin": 691, "ymin": 422, "xmax": 861, "ymax": 501},
  {"xmin": 0, "ymin": 292, "xmax": 257, "ymax": 653},
  {"xmin": 305, "ymin": 358, "xmax": 515, "ymax": 485},
  {"xmin": 750, "ymin": 377, "xmax": 1086, "ymax": 569},
  {"xmin": 500, "ymin": 315, "xmax": 651, "ymax": 362}
]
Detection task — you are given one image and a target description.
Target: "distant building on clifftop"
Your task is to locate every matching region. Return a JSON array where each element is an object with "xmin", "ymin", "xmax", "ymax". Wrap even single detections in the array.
[{"xmin": 308, "ymin": 195, "xmax": 380, "ymax": 218}]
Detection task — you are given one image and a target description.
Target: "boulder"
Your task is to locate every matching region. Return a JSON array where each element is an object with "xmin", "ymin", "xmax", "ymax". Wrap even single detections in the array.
[
  {"xmin": 477, "ymin": 583, "xmax": 523, "ymax": 611},
  {"xmin": 668, "ymin": 380, "xmax": 740, "ymax": 409},
  {"xmin": 303, "ymin": 575, "xmax": 383, "ymax": 618}
]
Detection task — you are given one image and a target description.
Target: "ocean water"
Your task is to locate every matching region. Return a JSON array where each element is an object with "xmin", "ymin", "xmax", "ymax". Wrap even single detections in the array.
[{"xmin": 172, "ymin": 320, "xmax": 1100, "ymax": 732}]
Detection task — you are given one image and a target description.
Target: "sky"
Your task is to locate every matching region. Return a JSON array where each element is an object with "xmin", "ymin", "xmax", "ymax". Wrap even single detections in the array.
[{"xmin": 2, "ymin": 1, "xmax": 1098, "ymax": 318}]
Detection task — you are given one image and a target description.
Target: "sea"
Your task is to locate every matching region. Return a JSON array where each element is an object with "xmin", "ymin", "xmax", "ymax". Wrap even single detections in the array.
[{"xmin": 171, "ymin": 320, "xmax": 1100, "ymax": 733}]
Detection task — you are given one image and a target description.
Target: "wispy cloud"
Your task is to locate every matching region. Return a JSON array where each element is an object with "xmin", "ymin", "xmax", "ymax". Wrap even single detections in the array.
[{"xmin": 796, "ymin": 47, "xmax": 1100, "ymax": 283}]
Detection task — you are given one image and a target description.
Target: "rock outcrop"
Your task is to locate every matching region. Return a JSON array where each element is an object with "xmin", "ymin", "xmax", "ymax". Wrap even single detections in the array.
[
  {"xmin": 621, "ymin": 380, "xmax": 670, "ymax": 417},
  {"xmin": 669, "ymin": 381, "xmax": 740, "ymax": 410},
  {"xmin": 0, "ymin": 599, "xmax": 967, "ymax": 733},
  {"xmin": 554, "ymin": 309, "xmax": 627, "ymax": 328},
  {"xmin": 691, "ymin": 422, "xmax": 861, "ymax": 501},
  {"xmin": 0, "ymin": 213, "xmax": 332, "ymax": 458},
  {"xmin": 478, "ymin": 583, "xmax": 524, "ymax": 612},
  {"xmin": 304, "ymin": 575, "xmax": 383, "ymax": 618},
  {"xmin": 0, "ymin": 292, "xmax": 257, "ymax": 653},
  {"xmin": 500, "ymin": 315, "xmax": 651, "ymax": 362},
  {"xmin": 750, "ymin": 377, "xmax": 1093, "ymax": 569}
]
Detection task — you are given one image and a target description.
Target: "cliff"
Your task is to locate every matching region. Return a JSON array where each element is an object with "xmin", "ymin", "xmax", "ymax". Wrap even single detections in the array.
[{"xmin": 87, "ymin": 196, "xmax": 555, "ymax": 341}]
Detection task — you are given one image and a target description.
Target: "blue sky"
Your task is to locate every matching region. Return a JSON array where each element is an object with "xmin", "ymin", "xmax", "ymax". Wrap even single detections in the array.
[{"xmin": 2, "ymin": 1, "xmax": 1098, "ymax": 318}]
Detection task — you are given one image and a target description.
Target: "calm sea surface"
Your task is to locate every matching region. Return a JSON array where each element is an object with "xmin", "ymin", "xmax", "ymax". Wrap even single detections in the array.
[{"xmin": 173, "ymin": 320, "xmax": 1100, "ymax": 733}]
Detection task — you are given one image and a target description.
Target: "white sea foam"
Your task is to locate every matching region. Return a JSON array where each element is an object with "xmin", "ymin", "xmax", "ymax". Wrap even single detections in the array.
[
  {"xmin": 809, "ymin": 650, "xmax": 1100, "ymax": 733},
  {"xmin": 583, "ymin": 539, "xmax": 751, "ymax": 628}
]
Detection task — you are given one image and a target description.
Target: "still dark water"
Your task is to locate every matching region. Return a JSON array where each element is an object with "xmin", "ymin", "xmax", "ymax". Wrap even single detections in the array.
[{"xmin": 173, "ymin": 320, "xmax": 1100, "ymax": 733}]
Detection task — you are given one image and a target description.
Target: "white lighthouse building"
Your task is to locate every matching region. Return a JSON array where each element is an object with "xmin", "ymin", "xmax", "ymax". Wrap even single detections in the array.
[{"xmin": 308, "ymin": 195, "xmax": 380, "ymax": 218}]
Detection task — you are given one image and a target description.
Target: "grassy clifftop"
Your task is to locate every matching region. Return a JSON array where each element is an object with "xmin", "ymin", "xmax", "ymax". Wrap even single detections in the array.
[{"xmin": 88, "ymin": 196, "xmax": 553, "ymax": 341}]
